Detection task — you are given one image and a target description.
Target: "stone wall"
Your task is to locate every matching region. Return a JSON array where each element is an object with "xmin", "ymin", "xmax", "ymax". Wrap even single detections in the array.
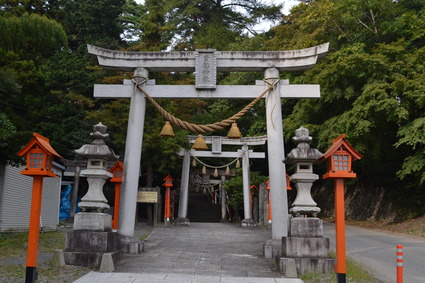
[{"xmin": 311, "ymin": 182, "xmax": 398, "ymax": 221}]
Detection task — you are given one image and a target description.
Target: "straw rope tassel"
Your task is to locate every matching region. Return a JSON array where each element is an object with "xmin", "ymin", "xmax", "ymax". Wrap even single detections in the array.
[{"xmin": 214, "ymin": 168, "xmax": 218, "ymax": 177}]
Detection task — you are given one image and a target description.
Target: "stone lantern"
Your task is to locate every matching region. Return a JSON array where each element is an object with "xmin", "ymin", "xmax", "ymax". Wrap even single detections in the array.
[
  {"xmin": 73, "ymin": 122, "xmax": 118, "ymax": 230},
  {"xmin": 277, "ymin": 126, "xmax": 334, "ymax": 276},
  {"xmin": 65, "ymin": 123, "xmax": 120, "ymax": 268},
  {"xmin": 284, "ymin": 126, "xmax": 322, "ymax": 217}
]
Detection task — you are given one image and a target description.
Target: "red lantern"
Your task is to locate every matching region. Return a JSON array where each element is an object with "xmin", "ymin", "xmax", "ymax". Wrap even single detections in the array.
[
  {"xmin": 17, "ymin": 133, "xmax": 62, "ymax": 177},
  {"xmin": 163, "ymin": 173, "xmax": 174, "ymax": 187},
  {"xmin": 319, "ymin": 134, "xmax": 362, "ymax": 179},
  {"xmin": 318, "ymin": 134, "xmax": 363, "ymax": 283},
  {"xmin": 16, "ymin": 133, "xmax": 62, "ymax": 282},
  {"xmin": 109, "ymin": 160, "xmax": 124, "ymax": 183}
]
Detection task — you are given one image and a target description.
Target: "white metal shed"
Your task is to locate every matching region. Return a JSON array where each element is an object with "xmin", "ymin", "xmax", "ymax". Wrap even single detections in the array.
[{"xmin": 0, "ymin": 162, "xmax": 64, "ymax": 232}]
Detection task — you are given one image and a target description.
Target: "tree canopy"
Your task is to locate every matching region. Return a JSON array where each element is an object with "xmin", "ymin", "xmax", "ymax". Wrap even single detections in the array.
[{"xmin": 1, "ymin": 0, "xmax": 425, "ymax": 217}]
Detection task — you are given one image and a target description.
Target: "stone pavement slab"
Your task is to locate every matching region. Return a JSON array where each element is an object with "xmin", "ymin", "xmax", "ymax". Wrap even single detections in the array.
[
  {"xmin": 74, "ymin": 272, "xmax": 303, "ymax": 283},
  {"xmin": 74, "ymin": 223, "xmax": 303, "ymax": 283}
]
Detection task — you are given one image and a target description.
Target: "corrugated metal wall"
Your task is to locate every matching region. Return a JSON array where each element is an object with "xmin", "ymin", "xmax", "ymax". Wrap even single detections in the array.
[
  {"xmin": 0, "ymin": 165, "xmax": 62, "ymax": 232},
  {"xmin": 0, "ymin": 163, "xmax": 5, "ymax": 222}
]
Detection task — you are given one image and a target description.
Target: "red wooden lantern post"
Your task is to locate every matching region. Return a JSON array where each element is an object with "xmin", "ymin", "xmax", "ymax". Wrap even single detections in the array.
[
  {"xmin": 109, "ymin": 160, "xmax": 123, "ymax": 231},
  {"xmin": 16, "ymin": 133, "xmax": 62, "ymax": 283},
  {"xmin": 163, "ymin": 174, "xmax": 174, "ymax": 225},
  {"xmin": 318, "ymin": 134, "xmax": 363, "ymax": 283}
]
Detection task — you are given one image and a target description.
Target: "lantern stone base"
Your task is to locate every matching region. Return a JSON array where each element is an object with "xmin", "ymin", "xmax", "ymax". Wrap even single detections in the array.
[
  {"xmin": 174, "ymin": 217, "xmax": 190, "ymax": 226},
  {"xmin": 278, "ymin": 257, "xmax": 335, "ymax": 275},
  {"xmin": 74, "ymin": 212, "xmax": 112, "ymax": 231},
  {"xmin": 276, "ymin": 217, "xmax": 334, "ymax": 275},
  {"xmin": 117, "ymin": 235, "xmax": 144, "ymax": 255},
  {"xmin": 64, "ymin": 230, "xmax": 120, "ymax": 268},
  {"xmin": 290, "ymin": 206, "xmax": 321, "ymax": 217},
  {"xmin": 263, "ymin": 239, "xmax": 282, "ymax": 259},
  {"xmin": 242, "ymin": 218, "xmax": 257, "ymax": 227}
]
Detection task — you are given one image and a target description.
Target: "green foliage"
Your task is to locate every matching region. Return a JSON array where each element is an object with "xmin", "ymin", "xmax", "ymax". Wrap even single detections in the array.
[
  {"xmin": 163, "ymin": 0, "xmax": 283, "ymax": 50},
  {"xmin": 61, "ymin": 0, "xmax": 125, "ymax": 50},
  {"xmin": 224, "ymin": 170, "xmax": 267, "ymax": 210},
  {"xmin": 0, "ymin": 113, "xmax": 20, "ymax": 164},
  {"xmin": 121, "ymin": 0, "xmax": 173, "ymax": 51},
  {"xmin": 0, "ymin": 13, "xmax": 67, "ymax": 63},
  {"xmin": 270, "ymin": 0, "xmax": 425, "ymax": 212}
]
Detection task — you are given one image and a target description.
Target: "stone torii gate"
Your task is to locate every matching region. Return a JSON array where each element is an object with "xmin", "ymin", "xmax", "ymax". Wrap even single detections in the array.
[
  {"xmin": 88, "ymin": 44, "xmax": 329, "ymax": 242},
  {"xmin": 177, "ymin": 135, "xmax": 267, "ymax": 226}
]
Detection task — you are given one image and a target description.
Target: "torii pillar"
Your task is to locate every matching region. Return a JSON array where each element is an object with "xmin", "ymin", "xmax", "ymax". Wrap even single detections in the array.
[{"xmin": 87, "ymin": 44, "xmax": 329, "ymax": 243}]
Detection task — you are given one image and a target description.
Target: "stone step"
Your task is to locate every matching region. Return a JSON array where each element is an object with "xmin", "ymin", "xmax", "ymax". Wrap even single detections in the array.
[{"xmin": 187, "ymin": 203, "xmax": 221, "ymax": 222}]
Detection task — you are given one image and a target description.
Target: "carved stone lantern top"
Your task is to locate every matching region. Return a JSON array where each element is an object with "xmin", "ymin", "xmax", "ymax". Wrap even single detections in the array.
[
  {"xmin": 284, "ymin": 126, "xmax": 322, "ymax": 165},
  {"xmin": 75, "ymin": 122, "xmax": 118, "ymax": 169}
]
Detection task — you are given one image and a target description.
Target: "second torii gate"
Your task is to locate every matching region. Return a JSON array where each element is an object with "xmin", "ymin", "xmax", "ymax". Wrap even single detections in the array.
[
  {"xmin": 176, "ymin": 135, "xmax": 267, "ymax": 226},
  {"xmin": 88, "ymin": 43, "xmax": 329, "ymax": 242}
]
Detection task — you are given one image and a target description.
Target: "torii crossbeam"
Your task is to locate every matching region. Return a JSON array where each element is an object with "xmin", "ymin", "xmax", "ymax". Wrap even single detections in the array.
[{"xmin": 87, "ymin": 43, "xmax": 329, "ymax": 241}]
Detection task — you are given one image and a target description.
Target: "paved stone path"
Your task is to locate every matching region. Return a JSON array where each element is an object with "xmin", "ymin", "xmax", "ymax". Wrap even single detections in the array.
[{"xmin": 74, "ymin": 223, "xmax": 302, "ymax": 283}]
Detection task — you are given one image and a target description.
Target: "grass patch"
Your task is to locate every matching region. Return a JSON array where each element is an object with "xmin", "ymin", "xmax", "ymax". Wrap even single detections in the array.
[
  {"xmin": 0, "ymin": 231, "xmax": 65, "ymax": 258},
  {"xmin": 0, "ymin": 233, "xmax": 29, "ymax": 258},
  {"xmin": 301, "ymin": 256, "xmax": 378, "ymax": 283},
  {"xmin": 0, "ymin": 230, "xmax": 89, "ymax": 282}
]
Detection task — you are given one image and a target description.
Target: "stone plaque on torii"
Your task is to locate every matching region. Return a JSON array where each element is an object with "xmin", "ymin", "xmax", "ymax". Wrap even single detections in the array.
[{"xmin": 87, "ymin": 43, "xmax": 329, "ymax": 242}]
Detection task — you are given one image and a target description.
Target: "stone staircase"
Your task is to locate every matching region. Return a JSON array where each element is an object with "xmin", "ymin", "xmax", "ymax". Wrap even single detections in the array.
[{"xmin": 187, "ymin": 190, "xmax": 221, "ymax": 222}]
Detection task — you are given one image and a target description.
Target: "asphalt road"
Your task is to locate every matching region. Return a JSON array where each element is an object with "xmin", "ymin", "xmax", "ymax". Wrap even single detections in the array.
[{"xmin": 323, "ymin": 222, "xmax": 425, "ymax": 283}]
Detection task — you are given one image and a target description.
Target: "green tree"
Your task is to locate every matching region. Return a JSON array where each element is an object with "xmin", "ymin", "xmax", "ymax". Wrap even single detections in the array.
[
  {"xmin": 164, "ymin": 0, "xmax": 282, "ymax": 50},
  {"xmin": 265, "ymin": 0, "xmax": 425, "ymax": 214},
  {"xmin": 121, "ymin": 0, "xmax": 173, "ymax": 51},
  {"xmin": 61, "ymin": 0, "xmax": 125, "ymax": 50}
]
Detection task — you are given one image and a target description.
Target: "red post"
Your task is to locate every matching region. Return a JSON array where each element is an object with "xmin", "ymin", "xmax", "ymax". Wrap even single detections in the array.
[
  {"xmin": 26, "ymin": 176, "xmax": 44, "ymax": 282},
  {"xmin": 109, "ymin": 161, "xmax": 123, "ymax": 231},
  {"xmin": 397, "ymin": 245, "xmax": 403, "ymax": 283},
  {"xmin": 334, "ymin": 179, "xmax": 346, "ymax": 282},
  {"xmin": 112, "ymin": 183, "xmax": 121, "ymax": 230},
  {"xmin": 164, "ymin": 187, "xmax": 170, "ymax": 222},
  {"xmin": 163, "ymin": 174, "xmax": 174, "ymax": 224}
]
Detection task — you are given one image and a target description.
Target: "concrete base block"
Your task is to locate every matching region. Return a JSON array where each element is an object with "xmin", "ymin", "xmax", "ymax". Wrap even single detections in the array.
[
  {"xmin": 278, "ymin": 257, "xmax": 335, "ymax": 274},
  {"xmin": 64, "ymin": 251, "xmax": 103, "ymax": 267},
  {"xmin": 285, "ymin": 258, "xmax": 298, "ymax": 278},
  {"xmin": 241, "ymin": 218, "xmax": 257, "ymax": 227},
  {"xmin": 64, "ymin": 231, "xmax": 120, "ymax": 268},
  {"xmin": 52, "ymin": 249, "xmax": 65, "ymax": 267},
  {"xmin": 99, "ymin": 253, "xmax": 115, "ymax": 273},
  {"xmin": 74, "ymin": 212, "xmax": 112, "ymax": 231},
  {"xmin": 65, "ymin": 231, "xmax": 117, "ymax": 252},
  {"xmin": 117, "ymin": 235, "xmax": 143, "ymax": 254},
  {"xmin": 282, "ymin": 237, "xmax": 330, "ymax": 258},
  {"xmin": 289, "ymin": 217, "xmax": 323, "ymax": 237},
  {"xmin": 174, "ymin": 217, "xmax": 190, "ymax": 226},
  {"xmin": 263, "ymin": 239, "xmax": 282, "ymax": 258}
]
